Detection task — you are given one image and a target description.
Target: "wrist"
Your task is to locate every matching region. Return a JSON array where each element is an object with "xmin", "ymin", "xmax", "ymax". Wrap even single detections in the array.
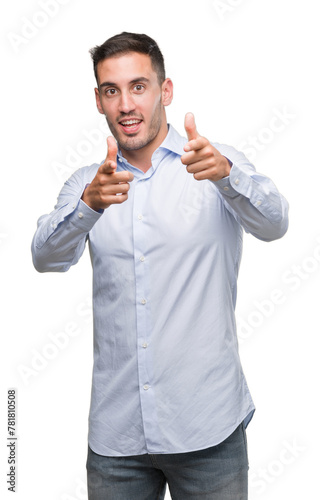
[
  {"xmin": 81, "ymin": 184, "xmax": 104, "ymax": 212},
  {"xmin": 222, "ymin": 156, "xmax": 232, "ymax": 178}
]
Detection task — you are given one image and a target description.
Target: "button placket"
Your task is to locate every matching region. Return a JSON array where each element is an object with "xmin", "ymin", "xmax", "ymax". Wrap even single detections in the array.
[{"xmin": 132, "ymin": 179, "xmax": 159, "ymax": 448}]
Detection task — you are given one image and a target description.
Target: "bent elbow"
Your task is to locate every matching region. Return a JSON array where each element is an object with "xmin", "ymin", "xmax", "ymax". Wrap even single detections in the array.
[
  {"xmin": 254, "ymin": 216, "xmax": 289, "ymax": 242},
  {"xmin": 31, "ymin": 246, "xmax": 70, "ymax": 273}
]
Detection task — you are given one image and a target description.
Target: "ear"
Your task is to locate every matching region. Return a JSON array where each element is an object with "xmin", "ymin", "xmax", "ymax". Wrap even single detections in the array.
[
  {"xmin": 161, "ymin": 78, "xmax": 173, "ymax": 107},
  {"xmin": 94, "ymin": 87, "xmax": 105, "ymax": 115}
]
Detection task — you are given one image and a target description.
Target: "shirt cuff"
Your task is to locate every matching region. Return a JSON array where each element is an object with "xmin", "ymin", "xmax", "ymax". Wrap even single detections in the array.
[
  {"xmin": 67, "ymin": 198, "xmax": 104, "ymax": 230},
  {"xmin": 213, "ymin": 161, "xmax": 242, "ymax": 198}
]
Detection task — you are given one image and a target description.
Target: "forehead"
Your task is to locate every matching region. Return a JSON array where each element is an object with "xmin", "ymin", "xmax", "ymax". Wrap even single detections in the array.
[{"xmin": 96, "ymin": 52, "xmax": 157, "ymax": 86}]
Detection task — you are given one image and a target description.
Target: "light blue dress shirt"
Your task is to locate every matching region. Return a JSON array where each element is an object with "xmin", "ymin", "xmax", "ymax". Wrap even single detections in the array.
[{"xmin": 32, "ymin": 124, "xmax": 289, "ymax": 456}]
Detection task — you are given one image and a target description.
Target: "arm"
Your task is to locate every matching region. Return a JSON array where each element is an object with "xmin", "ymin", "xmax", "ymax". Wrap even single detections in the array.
[
  {"xmin": 32, "ymin": 137, "xmax": 134, "ymax": 272},
  {"xmin": 31, "ymin": 166, "xmax": 103, "ymax": 273},
  {"xmin": 211, "ymin": 146, "xmax": 288, "ymax": 241},
  {"xmin": 181, "ymin": 113, "xmax": 289, "ymax": 242}
]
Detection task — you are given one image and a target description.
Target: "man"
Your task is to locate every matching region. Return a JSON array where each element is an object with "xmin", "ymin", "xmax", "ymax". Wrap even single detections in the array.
[{"xmin": 32, "ymin": 32, "xmax": 289, "ymax": 499}]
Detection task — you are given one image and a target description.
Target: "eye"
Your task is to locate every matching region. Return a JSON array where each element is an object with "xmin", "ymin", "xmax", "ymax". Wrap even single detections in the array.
[
  {"xmin": 133, "ymin": 84, "xmax": 145, "ymax": 93},
  {"xmin": 105, "ymin": 88, "xmax": 118, "ymax": 97}
]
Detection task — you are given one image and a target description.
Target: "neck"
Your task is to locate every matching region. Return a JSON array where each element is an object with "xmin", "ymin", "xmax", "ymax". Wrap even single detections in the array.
[
  {"xmin": 120, "ymin": 120, "xmax": 169, "ymax": 173},
  {"xmin": 120, "ymin": 148, "xmax": 154, "ymax": 173}
]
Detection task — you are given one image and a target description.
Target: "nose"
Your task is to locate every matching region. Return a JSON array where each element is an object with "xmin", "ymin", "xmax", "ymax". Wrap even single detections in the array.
[{"xmin": 119, "ymin": 91, "xmax": 136, "ymax": 114}]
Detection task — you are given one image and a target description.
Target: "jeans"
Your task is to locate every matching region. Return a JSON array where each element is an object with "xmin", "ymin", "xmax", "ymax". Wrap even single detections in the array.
[{"xmin": 86, "ymin": 422, "xmax": 249, "ymax": 499}]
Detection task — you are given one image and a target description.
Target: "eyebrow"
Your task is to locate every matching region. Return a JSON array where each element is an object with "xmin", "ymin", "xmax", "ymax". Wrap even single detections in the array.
[{"xmin": 99, "ymin": 77, "xmax": 150, "ymax": 90}]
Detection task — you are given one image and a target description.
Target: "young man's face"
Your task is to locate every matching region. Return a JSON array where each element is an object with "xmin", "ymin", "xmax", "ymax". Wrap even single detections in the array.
[{"xmin": 95, "ymin": 52, "xmax": 173, "ymax": 156}]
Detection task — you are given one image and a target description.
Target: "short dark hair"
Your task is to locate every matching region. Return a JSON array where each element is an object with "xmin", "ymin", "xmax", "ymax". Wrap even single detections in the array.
[{"xmin": 89, "ymin": 32, "xmax": 166, "ymax": 87}]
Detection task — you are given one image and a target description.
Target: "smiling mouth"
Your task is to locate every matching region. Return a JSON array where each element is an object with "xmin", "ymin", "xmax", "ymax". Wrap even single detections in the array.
[{"xmin": 119, "ymin": 119, "xmax": 143, "ymax": 134}]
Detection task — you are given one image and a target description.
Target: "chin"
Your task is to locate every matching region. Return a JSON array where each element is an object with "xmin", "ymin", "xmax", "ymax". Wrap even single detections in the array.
[{"xmin": 119, "ymin": 138, "xmax": 147, "ymax": 151}]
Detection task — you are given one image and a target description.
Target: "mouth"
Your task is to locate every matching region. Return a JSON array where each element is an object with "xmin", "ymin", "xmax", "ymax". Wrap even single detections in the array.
[{"xmin": 118, "ymin": 119, "xmax": 143, "ymax": 134}]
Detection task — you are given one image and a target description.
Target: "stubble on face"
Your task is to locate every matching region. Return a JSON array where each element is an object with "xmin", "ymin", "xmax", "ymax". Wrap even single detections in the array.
[{"xmin": 105, "ymin": 98, "xmax": 164, "ymax": 153}]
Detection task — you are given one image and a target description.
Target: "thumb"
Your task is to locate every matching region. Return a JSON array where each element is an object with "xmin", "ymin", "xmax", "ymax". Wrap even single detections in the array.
[
  {"xmin": 101, "ymin": 136, "xmax": 118, "ymax": 173},
  {"xmin": 184, "ymin": 112, "xmax": 199, "ymax": 141}
]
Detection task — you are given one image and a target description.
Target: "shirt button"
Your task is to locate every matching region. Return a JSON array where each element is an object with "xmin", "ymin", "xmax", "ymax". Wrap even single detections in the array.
[
  {"xmin": 141, "ymin": 299, "xmax": 147, "ymax": 305},
  {"xmin": 119, "ymin": 158, "xmax": 123, "ymax": 163},
  {"xmin": 235, "ymin": 179, "xmax": 240, "ymax": 185},
  {"xmin": 142, "ymin": 343, "xmax": 148, "ymax": 348},
  {"xmin": 52, "ymin": 222, "xmax": 57, "ymax": 229},
  {"xmin": 223, "ymin": 186, "xmax": 229, "ymax": 191},
  {"xmin": 138, "ymin": 214, "xmax": 143, "ymax": 220},
  {"xmin": 143, "ymin": 385, "xmax": 150, "ymax": 391},
  {"xmin": 78, "ymin": 212, "xmax": 84, "ymax": 219},
  {"xmin": 256, "ymin": 201, "xmax": 262, "ymax": 207},
  {"xmin": 140, "ymin": 256, "xmax": 145, "ymax": 262}
]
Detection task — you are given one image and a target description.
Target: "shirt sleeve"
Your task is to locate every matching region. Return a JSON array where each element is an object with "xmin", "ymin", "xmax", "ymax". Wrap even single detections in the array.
[
  {"xmin": 31, "ymin": 164, "xmax": 103, "ymax": 273},
  {"xmin": 212, "ymin": 144, "xmax": 289, "ymax": 242}
]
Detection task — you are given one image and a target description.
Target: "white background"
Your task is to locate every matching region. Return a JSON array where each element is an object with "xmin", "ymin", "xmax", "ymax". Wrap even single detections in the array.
[{"xmin": 1, "ymin": 0, "xmax": 319, "ymax": 498}]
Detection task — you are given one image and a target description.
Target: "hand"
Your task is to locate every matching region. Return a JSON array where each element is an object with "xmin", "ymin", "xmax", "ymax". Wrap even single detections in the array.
[
  {"xmin": 81, "ymin": 136, "xmax": 134, "ymax": 211},
  {"xmin": 181, "ymin": 113, "xmax": 231, "ymax": 182}
]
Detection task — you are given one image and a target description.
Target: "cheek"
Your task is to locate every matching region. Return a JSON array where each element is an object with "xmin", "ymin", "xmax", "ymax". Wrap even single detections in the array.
[
  {"xmin": 144, "ymin": 95, "xmax": 162, "ymax": 119},
  {"xmin": 100, "ymin": 99, "xmax": 117, "ymax": 119}
]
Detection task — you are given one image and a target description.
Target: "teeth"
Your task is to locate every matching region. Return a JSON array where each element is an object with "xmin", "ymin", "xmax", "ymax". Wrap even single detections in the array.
[{"xmin": 121, "ymin": 120, "xmax": 141, "ymax": 126}]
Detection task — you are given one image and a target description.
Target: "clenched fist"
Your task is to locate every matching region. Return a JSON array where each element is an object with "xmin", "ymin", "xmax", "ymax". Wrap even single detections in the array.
[
  {"xmin": 181, "ymin": 113, "xmax": 231, "ymax": 182},
  {"xmin": 81, "ymin": 136, "xmax": 134, "ymax": 211}
]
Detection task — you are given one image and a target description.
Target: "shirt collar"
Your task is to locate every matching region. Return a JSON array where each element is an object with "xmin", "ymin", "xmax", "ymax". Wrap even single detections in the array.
[
  {"xmin": 117, "ymin": 124, "xmax": 186, "ymax": 164},
  {"xmin": 157, "ymin": 124, "xmax": 186, "ymax": 157}
]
